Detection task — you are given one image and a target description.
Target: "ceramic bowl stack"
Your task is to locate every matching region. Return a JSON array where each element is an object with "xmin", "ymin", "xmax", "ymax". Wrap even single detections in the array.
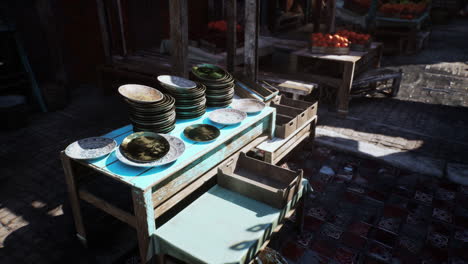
[
  {"xmin": 157, "ymin": 75, "xmax": 207, "ymax": 119},
  {"xmin": 118, "ymin": 84, "xmax": 176, "ymax": 133},
  {"xmin": 190, "ymin": 64, "xmax": 235, "ymax": 108}
]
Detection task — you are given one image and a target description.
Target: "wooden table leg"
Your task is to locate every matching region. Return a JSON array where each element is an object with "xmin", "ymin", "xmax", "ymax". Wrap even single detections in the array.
[
  {"xmin": 60, "ymin": 152, "xmax": 88, "ymax": 247},
  {"xmin": 336, "ymin": 62, "xmax": 355, "ymax": 117},
  {"xmin": 132, "ymin": 189, "xmax": 157, "ymax": 264}
]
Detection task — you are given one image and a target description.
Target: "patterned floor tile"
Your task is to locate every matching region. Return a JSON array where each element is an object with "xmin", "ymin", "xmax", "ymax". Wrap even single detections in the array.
[
  {"xmin": 414, "ymin": 191, "xmax": 433, "ymax": 205},
  {"xmin": 433, "ymin": 208, "xmax": 453, "ymax": 223},
  {"xmin": 378, "ymin": 217, "xmax": 401, "ymax": 234},
  {"xmin": 297, "ymin": 231, "xmax": 314, "ymax": 247},
  {"xmin": 341, "ymin": 232, "xmax": 367, "ymax": 250},
  {"xmin": 308, "ymin": 207, "xmax": 328, "ymax": 221},
  {"xmin": 320, "ymin": 223, "xmax": 343, "ymax": 240},
  {"xmin": 304, "ymin": 215, "xmax": 324, "ymax": 232},
  {"xmin": 373, "ymin": 228, "xmax": 398, "ymax": 247},
  {"xmin": 348, "ymin": 221, "xmax": 372, "ymax": 237}
]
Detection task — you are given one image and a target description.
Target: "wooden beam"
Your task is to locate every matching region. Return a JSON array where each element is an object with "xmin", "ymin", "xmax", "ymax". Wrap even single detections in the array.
[
  {"xmin": 225, "ymin": 0, "xmax": 237, "ymax": 72},
  {"xmin": 95, "ymin": 0, "xmax": 112, "ymax": 63},
  {"xmin": 79, "ymin": 189, "xmax": 136, "ymax": 227},
  {"xmin": 169, "ymin": 0, "xmax": 189, "ymax": 77},
  {"xmin": 244, "ymin": 0, "xmax": 260, "ymax": 81}
]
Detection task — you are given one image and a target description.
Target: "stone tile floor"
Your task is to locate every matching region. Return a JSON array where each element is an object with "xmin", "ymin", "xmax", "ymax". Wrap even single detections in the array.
[{"xmin": 273, "ymin": 146, "xmax": 468, "ymax": 264}]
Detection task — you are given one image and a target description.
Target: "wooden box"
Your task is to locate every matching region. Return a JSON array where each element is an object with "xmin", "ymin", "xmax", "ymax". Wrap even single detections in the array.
[
  {"xmin": 272, "ymin": 103, "xmax": 308, "ymax": 128},
  {"xmin": 217, "ymin": 153, "xmax": 303, "ymax": 209},
  {"xmin": 274, "ymin": 96, "xmax": 318, "ymax": 120},
  {"xmin": 275, "ymin": 113, "xmax": 297, "ymax": 139}
]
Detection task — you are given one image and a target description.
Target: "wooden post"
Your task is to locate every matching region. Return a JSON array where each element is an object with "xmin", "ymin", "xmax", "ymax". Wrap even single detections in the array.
[
  {"xmin": 132, "ymin": 189, "xmax": 157, "ymax": 264},
  {"xmin": 116, "ymin": 0, "xmax": 127, "ymax": 56},
  {"xmin": 244, "ymin": 0, "xmax": 260, "ymax": 81},
  {"xmin": 169, "ymin": 0, "xmax": 189, "ymax": 78},
  {"xmin": 226, "ymin": 0, "xmax": 237, "ymax": 72},
  {"xmin": 96, "ymin": 0, "xmax": 112, "ymax": 63},
  {"xmin": 313, "ymin": 0, "xmax": 322, "ymax": 33}
]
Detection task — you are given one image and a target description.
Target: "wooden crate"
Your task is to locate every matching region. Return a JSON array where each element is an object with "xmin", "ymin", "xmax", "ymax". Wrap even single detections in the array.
[
  {"xmin": 275, "ymin": 113, "xmax": 297, "ymax": 139},
  {"xmin": 274, "ymin": 96, "xmax": 318, "ymax": 120},
  {"xmin": 234, "ymin": 75, "xmax": 279, "ymax": 103},
  {"xmin": 217, "ymin": 153, "xmax": 303, "ymax": 209},
  {"xmin": 272, "ymin": 103, "xmax": 308, "ymax": 128},
  {"xmin": 258, "ymin": 117, "xmax": 317, "ymax": 164}
]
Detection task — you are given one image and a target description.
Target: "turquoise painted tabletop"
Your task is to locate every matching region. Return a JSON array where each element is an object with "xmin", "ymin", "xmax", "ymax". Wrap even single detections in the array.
[{"xmin": 84, "ymin": 106, "xmax": 275, "ymax": 191}]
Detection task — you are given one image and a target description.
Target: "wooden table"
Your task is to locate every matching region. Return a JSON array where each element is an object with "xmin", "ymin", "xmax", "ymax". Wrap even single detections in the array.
[
  {"xmin": 61, "ymin": 107, "xmax": 276, "ymax": 264},
  {"xmin": 288, "ymin": 43, "xmax": 383, "ymax": 116},
  {"xmin": 155, "ymin": 180, "xmax": 310, "ymax": 264}
]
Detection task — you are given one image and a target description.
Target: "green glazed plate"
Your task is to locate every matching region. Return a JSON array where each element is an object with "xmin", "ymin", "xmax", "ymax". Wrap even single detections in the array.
[
  {"xmin": 119, "ymin": 132, "xmax": 170, "ymax": 163},
  {"xmin": 183, "ymin": 124, "xmax": 220, "ymax": 142}
]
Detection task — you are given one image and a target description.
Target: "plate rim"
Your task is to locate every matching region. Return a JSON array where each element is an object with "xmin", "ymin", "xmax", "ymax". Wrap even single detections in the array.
[{"xmin": 65, "ymin": 137, "xmax": 117, "ymax": 160}]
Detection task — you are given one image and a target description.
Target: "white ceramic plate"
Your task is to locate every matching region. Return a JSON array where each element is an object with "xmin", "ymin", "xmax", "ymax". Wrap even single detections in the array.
[
  {"xmin": 115, "ymin": 134, "xmax": 185, "ymax": 167},
  {"xmin": 157, "ymin": 75, "xmax": 196, "ymax": 89},
  {"xmin": 65, "ymin": 137, "xmax": 117, "ymax": 160},
  {"xmin": 208, "ymin": 108, "xmax": 247, "ymax": 126},
  {"xmin": 231, "ymin": 99, "xmax": 265, "ymax": 114},
  {"xmin": 118, "ymin": 84, "xmax": 164, "ymax": 104}
]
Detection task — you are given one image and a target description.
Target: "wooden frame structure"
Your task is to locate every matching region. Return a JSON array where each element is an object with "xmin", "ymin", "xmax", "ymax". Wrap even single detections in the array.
[{"xmin": 95, "ymin": 0, "xmax": 261, "ymax": 82}]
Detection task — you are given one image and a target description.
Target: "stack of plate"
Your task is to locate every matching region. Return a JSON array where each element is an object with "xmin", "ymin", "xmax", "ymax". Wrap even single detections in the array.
[
  {"xmin": 157, "ymin": 75, "xmax": 207, "ymax": 119},
  {"xmin": 118, "ymin": 84, "xmax": 176, "ymax": 133},
  {"xmin": 190, "ymin": 64, "xmax": 235, "ymax": 108}
]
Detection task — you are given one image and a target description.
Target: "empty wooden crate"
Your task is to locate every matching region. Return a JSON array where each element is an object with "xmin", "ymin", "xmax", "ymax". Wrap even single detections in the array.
[
  {"xmin": 217, "ymin": 153, "xmax": 303, "ymax": 209},
  {"xmin": 274, "ymin": 96, "xmax": 318, "ymax": 119}
]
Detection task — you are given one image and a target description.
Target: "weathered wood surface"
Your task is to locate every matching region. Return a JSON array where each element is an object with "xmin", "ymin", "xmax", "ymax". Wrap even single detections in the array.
[
  {"xmin": 225, "ymin": 0, "xmax": 237, "ymax": 72},
  {"xmin": 169, "ymin": 0, "xmax": 189, "ymax": 77},
  {"xmin": 132, "ymin": 189, "xmax": 156, "ymax": 264},
  {"xmin": 61, "ymin": 152, "xmax": 88, "ymax": 247},
  {"xmin": 337, "ymin": 61, "xmax": 355, "ymax": 116},
  {"xmin": 244, "ymin": 0, "xmax": 260, "ymax": 81},
  {"xmin": 116, "ymin": 0, "xmax": 127, "ymax": 56},
  {"xmin": 218, "ymin": 153, "xmax": 303, "ymax": 209}
]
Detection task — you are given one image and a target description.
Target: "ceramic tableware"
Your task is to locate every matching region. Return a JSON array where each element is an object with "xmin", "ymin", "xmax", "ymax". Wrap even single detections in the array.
[
  {"xmin": 119, "ymin": 132, "xmax": 170, "ymax": 163},
  {"xmin": 231, "ymin": 99, "xmax": 265, "ymax": 114},
  {"xmin": 118, "ymin": 84, "xmax": 164, "ymax": 104},
  {"xmin": 209, "ymin": 109, "xmax": 246, "ymax": 126},
  {"xmin": 65, "ymin": 137, "xmax": 117, "ymax": 160},
  {"xmin": 183, "ymin": 124, "xmax": 220, "ymax": 142}
]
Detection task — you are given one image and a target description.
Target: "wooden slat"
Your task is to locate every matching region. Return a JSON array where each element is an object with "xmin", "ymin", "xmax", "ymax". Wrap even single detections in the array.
[
  {"xmin": 225, "ymin": 0, "xmax": 237, "ymax": 72},
  {"xmin": 244, "ymin": 0, "xmax": 260, "ymax": 81},
  {"xmin": 169, "ymin": 0, "xmax": 189, "ymax": 77},
  {"xmin": 79, "ymin": 189, "xmax": 136, "ymax": 227}
]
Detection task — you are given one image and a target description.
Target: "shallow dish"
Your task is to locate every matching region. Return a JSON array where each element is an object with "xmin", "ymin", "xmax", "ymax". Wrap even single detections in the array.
[
  {"xmin": 118, "ymin": 84, "xmax": 164, "ymax": 104},
  {"xmin": 231, "ymin": 99, "xmax": 265, "ymax": 114},
  {"xmin": 119, "ymin": 132, "xmax": 170, "ymax": 163},
  {"xmin": 116, "ymin": 134, "xmax": 185, "ymax": 167},
  {"xmin": 183, "ymin": 124, "xmax": 220, "ymax": 142},
  {"xmin": 65, "ymin": 137, "xmax": 117, "ymax": 160},
  {"xmin": 192, "ymin": 64, "xmax": 227, "ymax": 81},
  {"xmin": 157, "ymin": 75, "xmax": 197, "ymax": 90},
  {"xmin": 209, "ymin": 109, "xmax": 246, "ymax": 126}
]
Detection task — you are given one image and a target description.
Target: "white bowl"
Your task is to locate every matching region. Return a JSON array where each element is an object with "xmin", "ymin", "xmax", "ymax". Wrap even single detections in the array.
[{"xmin": 157, "ymin": 75, "xmax": 196, "ymax": 90}]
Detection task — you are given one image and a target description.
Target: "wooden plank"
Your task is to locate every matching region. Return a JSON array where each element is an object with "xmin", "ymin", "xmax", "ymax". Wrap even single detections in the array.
[
  {"xmin": 79, "ymin": 189, "xmax": 136, "ymax": 227},
  {"xmin": 169, "ymin": 0, "xmax": 189, "ymax": 77},
  {"xmin": 273, "ymin": 131, "xmax": 311, "ymax": 164},
  {"xmin": 226, "ymin": 0, "xmax": 237, "ymax": 72},
  {"xmin": 61, "ymin": 152, "xmax": 88, "ymax": 247},
  {"xmin": 96, "ymin": 0, "xmax": 112, "ymax": 63},
  {"xmin": 153, "ymin": 135, "xmax": 269, "ymax": 217},
  {"xmin": 150, "ymin": 115, "xmax": 273, "ymax": 207},
  {"xmin": 132, "ymin": 189, "xmax": 157, "ymax": 264},
  {"xmin": 244, "ymin": 0, "xmax": 260, "ymax": 81}
]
